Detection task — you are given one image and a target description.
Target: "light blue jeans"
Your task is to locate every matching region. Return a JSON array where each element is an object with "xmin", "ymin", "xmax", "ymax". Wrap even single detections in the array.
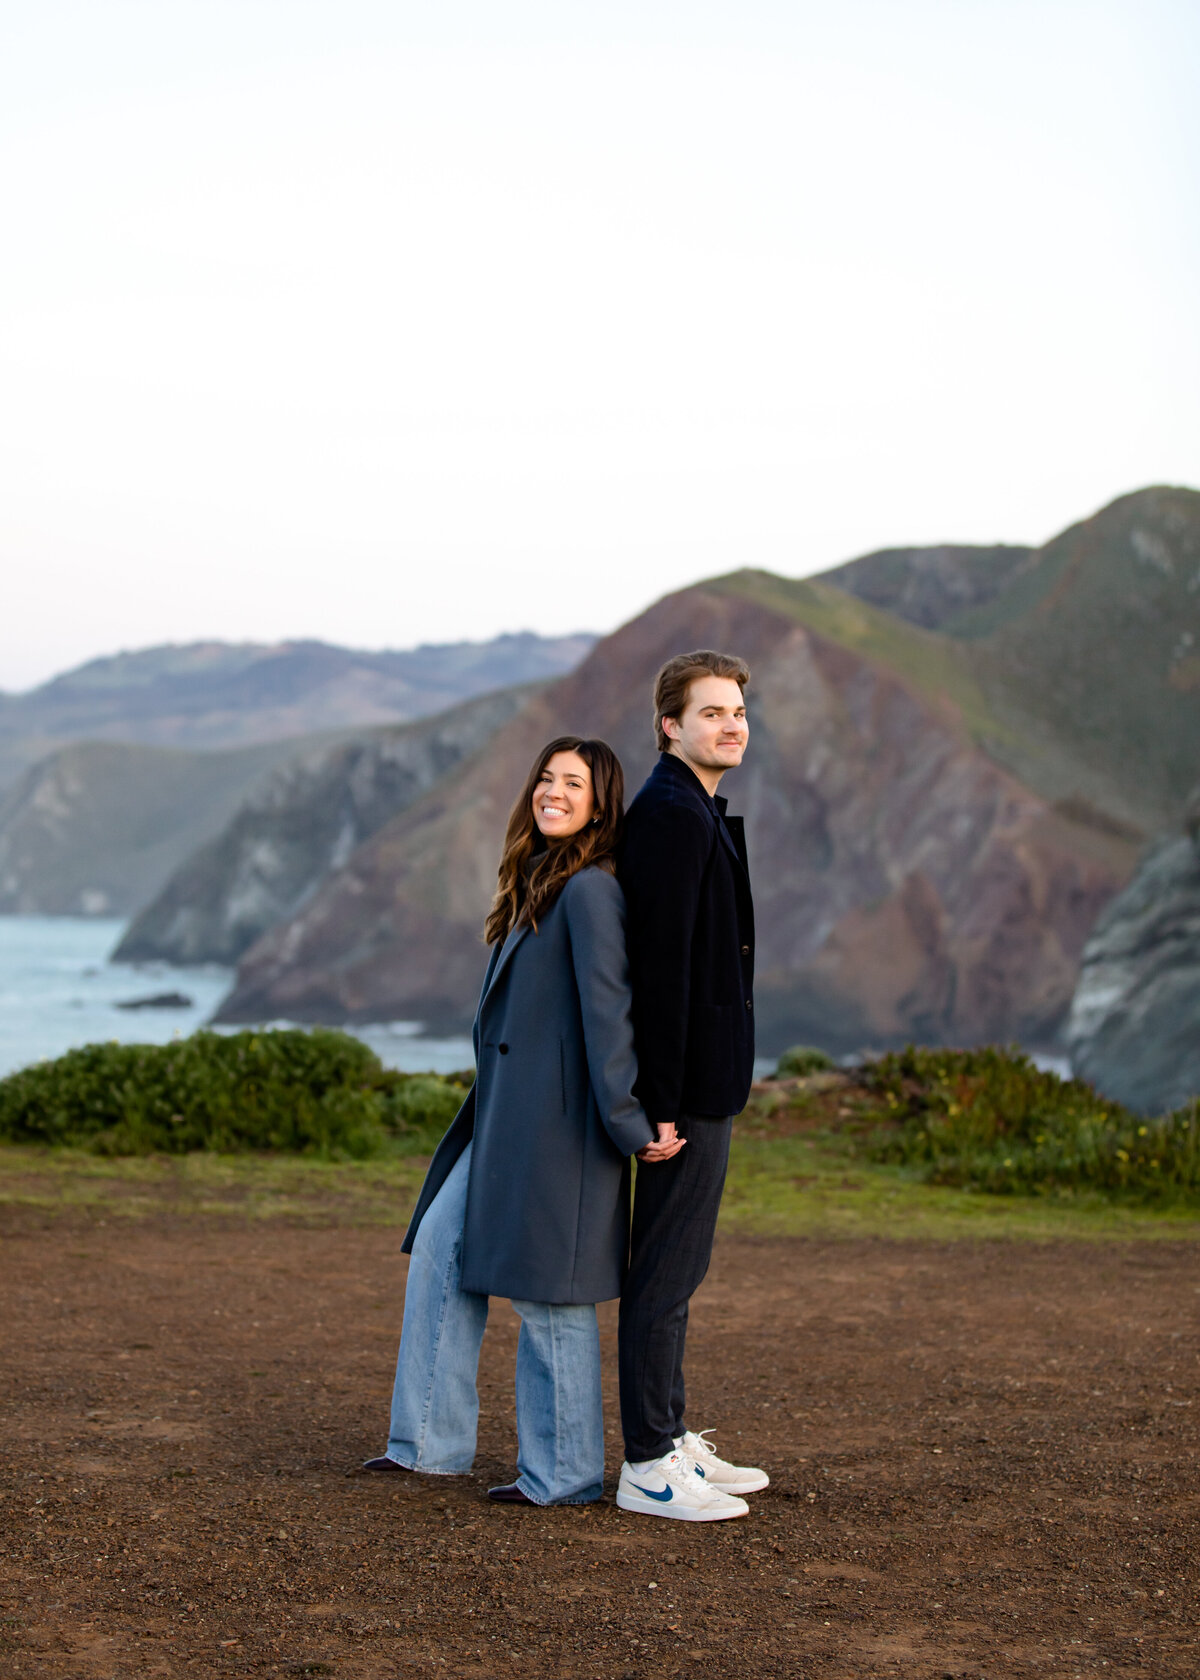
[{"xmin": 385, "ymin": 1144, "xmax": 605, "ymax": 1505}]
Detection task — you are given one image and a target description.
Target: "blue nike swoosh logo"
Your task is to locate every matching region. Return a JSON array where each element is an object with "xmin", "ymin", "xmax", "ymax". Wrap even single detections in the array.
[
  {"xmin": 695, "ymin": 1466, "xmax": 706, "ymax": 1477},
  {"xmin": 631, "ymin": 1482, "xmax": 674, "ymax": 1502}
]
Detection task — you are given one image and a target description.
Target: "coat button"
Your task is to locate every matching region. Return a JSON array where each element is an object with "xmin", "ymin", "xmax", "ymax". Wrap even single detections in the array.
[
  {"xmin": 741, "ymin": 945, "xmax": 750, "ymax": 956},
  {"xmin": 498, "ymin": 1042, "xmax": 509, "ymax": 1054},
  {"xmin": 745, "ymin": 999, "xmax": 753, "ymax": 1011}
]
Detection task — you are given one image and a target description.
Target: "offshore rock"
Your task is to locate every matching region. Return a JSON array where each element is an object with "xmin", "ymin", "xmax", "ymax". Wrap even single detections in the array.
[
  {"xmin": 1067, "ymin": 788, "xmax": 1200, "ymax": 1113},
  {"xmin": 115, "ymin": 991, "xmax": 193, "ymax": 1011}
]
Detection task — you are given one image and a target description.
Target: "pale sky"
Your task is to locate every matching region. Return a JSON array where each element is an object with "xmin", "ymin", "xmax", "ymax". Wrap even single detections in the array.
[{"xmin": 2, "ymin": 0, "xmax": 1197, "ymax": 691}]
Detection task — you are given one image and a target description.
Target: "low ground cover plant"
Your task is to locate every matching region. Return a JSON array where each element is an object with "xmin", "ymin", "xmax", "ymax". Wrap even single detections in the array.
[
  {"xmin": 0, "ymin": 1030, "xmax": 469, "ymax": 1158},
  {"xmin": 774, "ymin": 1045, "xmax": 834, "ymax": 1078},
  {"xmin": 857, "ymin": 1044, "xmax": 1200, "ymax": 1202}
]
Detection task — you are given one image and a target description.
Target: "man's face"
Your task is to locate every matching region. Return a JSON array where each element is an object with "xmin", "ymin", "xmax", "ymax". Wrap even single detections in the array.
[{"xmin": 663, "ymin": 675, "xmax": 748, "ymax": 773}]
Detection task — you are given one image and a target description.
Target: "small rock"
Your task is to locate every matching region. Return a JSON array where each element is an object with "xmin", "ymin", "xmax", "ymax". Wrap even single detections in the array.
[{"xmin": 115, "ymin": 991, "xmax": 194, "ymax": 1011}]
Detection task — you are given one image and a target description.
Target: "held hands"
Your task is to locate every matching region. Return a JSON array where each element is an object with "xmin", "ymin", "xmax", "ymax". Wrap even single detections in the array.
[{"xmin": 636, "ymin": 1121, "xmax": 686, "ymax": 1163}]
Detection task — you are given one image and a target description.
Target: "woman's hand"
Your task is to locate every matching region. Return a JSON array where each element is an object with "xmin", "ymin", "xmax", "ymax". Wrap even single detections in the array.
[{"xmin": 637, "ymin": 1122, "xmax": 686, "ymax": 1163}]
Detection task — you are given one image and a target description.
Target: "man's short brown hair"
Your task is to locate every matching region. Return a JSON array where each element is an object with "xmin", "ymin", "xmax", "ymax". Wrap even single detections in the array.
[{"xmin": 653, "ymin": 649, "xmax": 751, "ymax": 752}]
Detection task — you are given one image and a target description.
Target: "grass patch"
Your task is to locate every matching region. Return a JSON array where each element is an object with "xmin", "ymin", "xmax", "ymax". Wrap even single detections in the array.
[
  {"xmin": 721, "ymin": 1134, "xmax": 1200, "ymax": 1241},
  {"xmin": 5, "ymin": 1131, "xmax": 1198, "ymax": 1240},
  {"xmin": 0, "ymin": 1144, "xmax": 433, "ymax": 1226}
]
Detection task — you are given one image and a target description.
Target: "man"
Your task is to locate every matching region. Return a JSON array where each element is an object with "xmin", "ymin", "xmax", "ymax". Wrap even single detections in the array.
[{"xmin": 615, "ymin": 649, "xmax": 767, "ymax": 1523}]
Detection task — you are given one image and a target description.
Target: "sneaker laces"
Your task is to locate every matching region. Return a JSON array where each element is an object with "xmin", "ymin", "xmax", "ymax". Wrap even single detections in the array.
[
  {"xmin": 668, "ymin": 1446, "xmax": 733, "ymax": 1504},
  {"xmin": 687, "ymin": 1428, "xmax": 720, "ymax": 1465},
  {"xmin": 667, "ymin": 1448, "xmax": 705, "ymax": 1484}
]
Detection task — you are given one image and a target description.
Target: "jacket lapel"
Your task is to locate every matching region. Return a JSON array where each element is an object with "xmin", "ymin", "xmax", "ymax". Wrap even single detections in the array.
[
  {"xmin": 479, "ymin": 921, "xmax": 532, "ymax": 1017},
  {"xmin": 713, "ymin": 798, "xmax": 750, "ymax": 878},
  {"xmin": 654, "ymin": 758, "xmax": 749, "ymax": 880}
]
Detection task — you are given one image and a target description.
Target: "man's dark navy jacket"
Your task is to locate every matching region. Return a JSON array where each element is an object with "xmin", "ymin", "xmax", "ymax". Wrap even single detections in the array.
[{"xmin": 617, "ymin": 751, "xmax": 755, "ymax": 1128}]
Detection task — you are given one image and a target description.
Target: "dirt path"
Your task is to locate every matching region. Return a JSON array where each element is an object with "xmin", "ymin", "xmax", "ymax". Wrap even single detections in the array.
[{"xmin": 1, "ymin": 1211, "xmax": 1197, "ymax": 1678}]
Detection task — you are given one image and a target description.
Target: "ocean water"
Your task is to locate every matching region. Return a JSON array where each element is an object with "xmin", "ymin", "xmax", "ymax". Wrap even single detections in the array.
[
  {"xmin": 0, "ymin": 916, "xmax": 474, "ymax": 1080},
  {"xmin": 0, "ymin": 916, "xmax": 1069, "ymax": 1086}
]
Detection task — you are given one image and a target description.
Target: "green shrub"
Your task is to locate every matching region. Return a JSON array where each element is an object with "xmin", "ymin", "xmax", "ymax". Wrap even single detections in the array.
[
  {"xmin": 378, "ymin": 1071, "xmax": 466, "ymax": 1147},
  {"xmin": 775, "ymin": 1045, "xmax": 835, "ymax": 1079},
  {"xmin": 0, "ymin": 1030, "xmax": 472, "ymax": 1159},
  {"xmin": 858, "ymin": 1044, "xmax": 1200, "ymax": 1202}
]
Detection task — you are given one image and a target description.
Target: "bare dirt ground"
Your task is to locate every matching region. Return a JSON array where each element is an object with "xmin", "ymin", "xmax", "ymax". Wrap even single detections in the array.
[{"xmin": 1, "ymin": 1207, "xmax": 1197, "ymax": 1679}]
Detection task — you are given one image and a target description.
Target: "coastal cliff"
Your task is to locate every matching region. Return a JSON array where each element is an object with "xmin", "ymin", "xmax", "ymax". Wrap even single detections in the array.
[
  {"xmin": 114, "ymin": 684, "xmax": 538, "ymax": 965},
  {"xmin": 1067, "ymin": 787, "xmax": 1200, "ymax": 1113},
  {"xmin": 216, "ymin": 577, "xmax": 1136, "ymax": 1048}
]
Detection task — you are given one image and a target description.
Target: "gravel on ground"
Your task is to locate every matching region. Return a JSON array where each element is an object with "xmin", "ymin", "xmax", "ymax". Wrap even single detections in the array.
[{"xmin": 1, "ymin": 1209, "xmax": 1196, "ymax": 1678}]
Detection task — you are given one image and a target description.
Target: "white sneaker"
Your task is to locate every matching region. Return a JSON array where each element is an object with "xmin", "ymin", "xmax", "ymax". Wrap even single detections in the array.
[
  {"xmin": 675, "ymin": 1428, "xmax": 770, "ymax": 1494},
  {"xmin": 616, "ymin": 1450, "xmax": 749, "ymax": 1521}
]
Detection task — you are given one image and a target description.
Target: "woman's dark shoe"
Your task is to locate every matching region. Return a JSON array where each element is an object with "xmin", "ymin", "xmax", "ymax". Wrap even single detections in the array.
[
  {"xmin": 361, "ymin": 1455, "xmax": 411, "ymax": 1473},
  {"xmin": 487, "ymin": 1482, "xmax": 536, "ymax": 1504}
]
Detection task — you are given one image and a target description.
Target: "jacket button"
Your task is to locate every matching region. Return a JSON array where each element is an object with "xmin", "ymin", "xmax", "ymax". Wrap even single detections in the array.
[
  {"xmin": 498, "ymin": 1042, "xmax": 509, "ymax": 1054},
  {"xmin": 741, "ymin": 945, "xmax": 750, "ymax": 956},
  {"xmin": 745, "ymin": 999, "xmax": 753, "ymax": 1011}
]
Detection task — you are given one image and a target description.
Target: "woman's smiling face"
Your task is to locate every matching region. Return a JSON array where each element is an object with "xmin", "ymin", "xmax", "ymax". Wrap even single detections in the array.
[{"xmin": 532, "ymin": 750, "xmax": 596, "ymax": 840}]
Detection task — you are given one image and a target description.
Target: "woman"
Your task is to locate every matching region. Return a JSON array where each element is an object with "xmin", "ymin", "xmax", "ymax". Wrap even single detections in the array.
[{"xmin": 362, "ymin": 737, "xmax": 677, "ymax": 1505}]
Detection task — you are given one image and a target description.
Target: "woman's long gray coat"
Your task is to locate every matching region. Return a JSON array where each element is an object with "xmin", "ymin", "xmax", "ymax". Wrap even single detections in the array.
[{"xmin": 400, "ymin": 866, "xmax": 655, "ymax": 1304}]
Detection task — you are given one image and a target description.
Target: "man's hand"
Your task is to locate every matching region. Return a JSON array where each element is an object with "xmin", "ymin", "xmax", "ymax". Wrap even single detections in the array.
[{"xmin": 637, "ymin": 1121, "xmax": 686, "ymax": 1163}]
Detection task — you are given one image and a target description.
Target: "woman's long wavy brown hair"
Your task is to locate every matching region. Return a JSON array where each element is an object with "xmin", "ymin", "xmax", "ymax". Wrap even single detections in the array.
[{"xmin": 484, "ymin": 737, "xmax": 625, "ymax": 945}]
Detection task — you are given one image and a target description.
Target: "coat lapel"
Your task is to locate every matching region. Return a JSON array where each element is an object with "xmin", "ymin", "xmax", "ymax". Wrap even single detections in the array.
[
  {"xmin": 479, "ymin": 921, "xmax": 532, "ymax": 1017},
  {"xmin": 713, "ymin": 798, "xmax": 749, "ymax": 878},
  {"xmin": 655, "ymin": 757, "xmax": 748, "ymax": 880}
]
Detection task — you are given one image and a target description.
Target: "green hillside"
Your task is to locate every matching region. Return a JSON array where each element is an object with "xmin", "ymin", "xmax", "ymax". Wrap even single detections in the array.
[
  {"xmin": 711, "ymin": 569, "xmax": 1002, "ymax": 743},
  {"xmin": 959, "ymin": 487, "xmax": 1200, "ymax": 830},
  {"xmin": 710, "ymin": 568, "xmax": 1124, "ymax": 839},
  {"xmin": 716, "ymin": 486, "xmax": 1200, "ymax": 837}
]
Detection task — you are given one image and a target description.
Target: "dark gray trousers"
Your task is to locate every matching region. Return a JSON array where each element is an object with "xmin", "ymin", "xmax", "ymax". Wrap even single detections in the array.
[{"xmin": 617, "ymin": 1114, "xmax": 733, "ymax": 1463}]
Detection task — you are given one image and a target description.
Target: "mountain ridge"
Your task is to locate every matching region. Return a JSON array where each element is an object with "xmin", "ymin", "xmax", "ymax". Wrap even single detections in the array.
[
  {"xmin": 0, "ymin": 631, "xmax": 595, "ymax": 790},
  {"xmin": 818, "ymin": 541, "xmax": 1036, "ymax": 630}
]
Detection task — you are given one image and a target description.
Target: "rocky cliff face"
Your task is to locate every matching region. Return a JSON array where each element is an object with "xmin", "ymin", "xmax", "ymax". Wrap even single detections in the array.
[
  {"xmin": 217, "ymin": 581, "xmax": 1135, "ymax": 1050},
  {"xmin": 1066, "ymin": 789, "xmax": 1200, "ymax": 1113},
  {"xmin": 113, "ymin": 685, "xmax": 538, "ymax": 965}
]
